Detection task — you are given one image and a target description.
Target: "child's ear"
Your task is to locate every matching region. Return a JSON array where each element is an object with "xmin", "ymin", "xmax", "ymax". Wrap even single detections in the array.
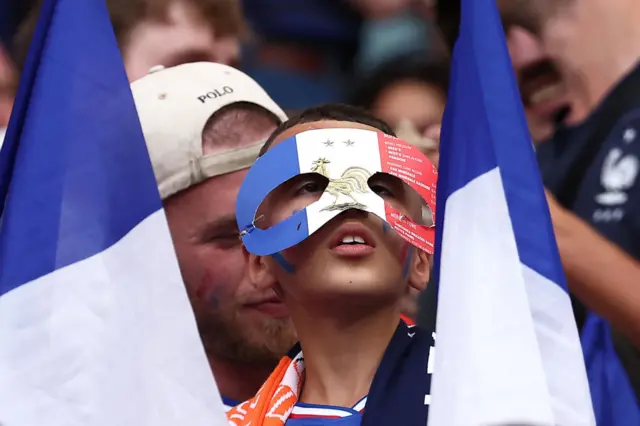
[
  {"xmin": 408, "ymin": 249, "xmax": 431, "ymax": 292},
  {"xmin": 244, "ymin": 246, "xmax": 278, "ymax": 291}
]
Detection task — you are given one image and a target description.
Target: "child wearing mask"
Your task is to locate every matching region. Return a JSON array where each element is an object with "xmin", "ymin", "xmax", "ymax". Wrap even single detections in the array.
[{"xmin": 228, "ymin": 104, "xmax": 437, "ymax": 426}]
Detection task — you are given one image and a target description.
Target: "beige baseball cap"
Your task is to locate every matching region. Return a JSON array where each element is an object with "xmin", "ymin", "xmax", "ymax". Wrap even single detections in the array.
[{"xmin": 131, "ymin": 62, "xmax": 287, "ymax": 200}]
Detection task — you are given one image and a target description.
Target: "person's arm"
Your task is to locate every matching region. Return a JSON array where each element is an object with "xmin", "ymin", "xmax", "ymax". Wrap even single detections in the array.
[{"xmin": 546, "ymin": 191, "xmax": 640, "ymax": 348}]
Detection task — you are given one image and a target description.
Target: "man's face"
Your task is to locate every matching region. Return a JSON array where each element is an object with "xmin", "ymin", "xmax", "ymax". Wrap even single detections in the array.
[
  {"xmin": 124, "ymin": 1, "xmax": 240, "ymax": 82},
  {"xmin": 498, "ymin": 0, "xmax": 571, "ymax": 142},
  {"xmin": 501, "ymin": 0, "xmax": 616, "ymax": 141},
  {"xmin": 164, "ymin": 169, "xmax": 296, "ymax": 364}
]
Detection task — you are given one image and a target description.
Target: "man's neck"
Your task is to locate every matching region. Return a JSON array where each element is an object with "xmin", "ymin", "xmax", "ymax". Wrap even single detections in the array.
[
  {"xmin": 208, "ymin": 356, "xmax": 278, "ymax": 403},
  {"xmin": 565, "ymin": 27, "xmax": 640, "ymax": 124},
  {"xmin": 293, "ymin": 302, "xmax": 401, "ymax": 408}
]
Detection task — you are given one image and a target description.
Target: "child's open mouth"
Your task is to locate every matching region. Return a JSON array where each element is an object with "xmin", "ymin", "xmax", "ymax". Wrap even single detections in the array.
[{"xmin": 330, "ymin": 223, "xmax": 376, "ymax": 257}]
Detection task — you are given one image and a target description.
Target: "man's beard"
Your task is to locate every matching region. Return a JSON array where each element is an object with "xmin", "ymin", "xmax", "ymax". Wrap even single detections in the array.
[{"xmin": 191, "ymin": 293, "xmax": 296, "ymax": 365}]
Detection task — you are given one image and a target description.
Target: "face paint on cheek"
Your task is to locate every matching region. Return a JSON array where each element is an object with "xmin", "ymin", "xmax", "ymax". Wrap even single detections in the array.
[
  {"xmin": 401, "ymin": 246, "xmax": 414, "ymax": 281},
  {"xmin": 206, "ymin": 293, "xmax": 221, "ymax": 310},
  {"xmin": 195, "ymin": 270, "xmax": 215, "ymax": 299},
  {"xmin": 382, "ymin": 221, "xmax": 391, "ymax": 234},
  {"xmin": 271, "ymin": 252, "xmax": 296, "ymax": 274}
]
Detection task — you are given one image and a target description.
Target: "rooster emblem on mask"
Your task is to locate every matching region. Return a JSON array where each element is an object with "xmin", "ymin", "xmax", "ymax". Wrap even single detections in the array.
[{"xmin": 311, "ymin": 158, "xmax": 372, "ymax": 212}]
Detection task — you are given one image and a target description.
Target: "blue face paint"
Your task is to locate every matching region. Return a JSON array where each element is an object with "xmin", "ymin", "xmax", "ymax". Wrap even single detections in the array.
[
  {"xmin": 271, "ymin": 252, "xmax": 296, "ymax": 274},
  {"xmin": 402, "ymin": 246, "xmax": 414, "ymax": 280},
  {"xmin": 382, "ymin": 221, "xmax": 391, "ymax": 234}
]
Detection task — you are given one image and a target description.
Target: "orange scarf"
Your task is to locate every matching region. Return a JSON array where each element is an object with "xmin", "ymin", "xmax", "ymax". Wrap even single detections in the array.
[
  {"xmin": 227, "ymin": 351, "xmax": 305, "ymax": 426},
  {"xmin": 400, "ymin": 314, "xmax": 415, "ymax": 326}
]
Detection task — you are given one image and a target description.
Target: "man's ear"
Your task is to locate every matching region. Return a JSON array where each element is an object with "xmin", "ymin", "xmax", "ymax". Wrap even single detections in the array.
[
  {"xmin": 408, "ymin": 250, "xmax": 431, "ymax": 292},
  {"xmin": 244, "ymin": 246, "xmax": 277, "ymax": 291}
]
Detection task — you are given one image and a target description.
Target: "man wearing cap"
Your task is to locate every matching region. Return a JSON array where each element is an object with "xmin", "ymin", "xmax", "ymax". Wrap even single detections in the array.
[{"xmin": 131, "ymin": 62, "xmax": 296, "ymax": 410}]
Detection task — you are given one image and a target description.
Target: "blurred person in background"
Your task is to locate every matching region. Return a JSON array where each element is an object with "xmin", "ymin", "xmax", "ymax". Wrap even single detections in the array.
[
  {"xmin": 498, "ymin": 0, "xmax": 571, "ymax": 144},
  {"xmin": 437, "ymin": 0, "xmax": 640, "ymax": 400},
  {"xmin": 354, "ymin": 0, "xmax": 447, "ymax": 75},
  {"xmin": 437, "ymin": 0, "xmax": 569, "ymax": 143},
  {"xmin": 14, "ymin": 0, "xmax": 246, "ymax": 81},
  {"xmin": 240, "ymin": 0, "xmax": 433, "ymax": 110},
  {"xmin": 131, "ymin": 62, "xmax": 296, "ymax": 410},
  {"xmin": 351, "ymin": 55, "xmax": 448, "ymax": 166}
]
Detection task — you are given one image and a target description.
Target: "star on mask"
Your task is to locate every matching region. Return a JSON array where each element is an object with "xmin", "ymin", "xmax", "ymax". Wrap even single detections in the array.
[
  {"xmin": 322, "ymin": 140, "xmax": 334, "ymax": 147},
  {"xmin": 343, "ymin": 139, "xmax": 355, "ymax": 147}
]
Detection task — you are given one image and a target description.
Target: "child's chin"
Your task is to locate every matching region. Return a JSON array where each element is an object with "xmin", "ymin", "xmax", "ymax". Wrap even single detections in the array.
[{"xmin": 314, "ymin": 277, "xmax": 401, "ymax": 300}]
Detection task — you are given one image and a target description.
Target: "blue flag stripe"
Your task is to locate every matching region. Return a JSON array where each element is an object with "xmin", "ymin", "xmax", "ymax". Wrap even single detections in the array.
[
  {"xmin": 436, "ymin": 0, "xmax": 567, "ymax": 290},
  {"xmin": 0, "ymin": 0, "xmax": 161, "ymax": 296}
]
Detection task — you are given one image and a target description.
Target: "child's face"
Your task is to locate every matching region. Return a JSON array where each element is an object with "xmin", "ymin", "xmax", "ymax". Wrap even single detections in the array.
[{"xmin": 247, "ymin": 120, "xmax": 431, "ymax": 308}]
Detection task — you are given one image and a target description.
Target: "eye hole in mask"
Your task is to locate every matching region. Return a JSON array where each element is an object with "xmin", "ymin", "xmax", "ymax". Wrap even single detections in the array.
[
  {"xmin": 236, "ymin": 128, "xmax": 437, "ymax": 256},
  {"xmin": 254, "ymin": 171, "xmax": 429, "ymax": 231}
]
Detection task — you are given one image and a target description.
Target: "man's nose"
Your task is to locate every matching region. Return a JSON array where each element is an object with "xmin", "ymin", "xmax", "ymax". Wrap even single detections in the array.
[{"xmin": 506, "ymin": 26, "xmax": 545, "ymax": 71}]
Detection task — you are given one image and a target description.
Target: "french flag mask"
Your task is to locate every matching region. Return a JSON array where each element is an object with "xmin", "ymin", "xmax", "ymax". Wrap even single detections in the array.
[{"xmin": 236, "ymin": 128, "xmax": 438, "ymax": 256}]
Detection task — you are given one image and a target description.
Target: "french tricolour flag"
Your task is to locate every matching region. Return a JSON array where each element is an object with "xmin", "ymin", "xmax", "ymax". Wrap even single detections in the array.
[
  {"xmin": 427, "ymin": 0, "xmax": 595, "ymax": 425},
  {"xmin": 0, "ymin": 0, "xmax": 226, "ymax": 425}
]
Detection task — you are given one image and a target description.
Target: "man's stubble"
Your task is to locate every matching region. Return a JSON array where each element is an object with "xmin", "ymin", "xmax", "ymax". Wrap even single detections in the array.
[{"xmin": 190, "ymin": 289, "xmax": 296, "ymax": 365}]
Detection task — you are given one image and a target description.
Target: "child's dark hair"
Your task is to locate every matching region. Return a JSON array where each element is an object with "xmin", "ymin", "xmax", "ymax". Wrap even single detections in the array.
[
  {"xmin": 258, "ymin": 103, "xmax": 396, "ymax": 156},
  {"xmin": 350, "ymin": 56, "xmax": 450, "ymax": 111}
]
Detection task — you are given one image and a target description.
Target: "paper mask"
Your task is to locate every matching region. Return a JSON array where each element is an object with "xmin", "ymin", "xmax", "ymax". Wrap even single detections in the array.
[{"xmin": 235, "ymin": 128, "xmax": 437, "ymax": 256}]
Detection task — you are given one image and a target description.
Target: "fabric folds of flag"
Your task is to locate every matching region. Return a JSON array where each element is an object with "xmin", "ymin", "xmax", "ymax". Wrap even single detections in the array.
[
  {"xmin": 0, "ymin": 0, "xmax": 227, "ymax": 425},
  {"xmin": 427, "ymin": 0, "xmax": 595, "ymax": 425}
]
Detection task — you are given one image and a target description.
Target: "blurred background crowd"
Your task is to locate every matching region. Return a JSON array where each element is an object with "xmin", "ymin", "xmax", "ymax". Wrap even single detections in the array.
[
  {"xmin": 2, "ymin": 0, "xmax": 640, "ymax": 411},
  {"xmin": 1, "ymin": 0, "xmax": 452, "ymax": 147}
]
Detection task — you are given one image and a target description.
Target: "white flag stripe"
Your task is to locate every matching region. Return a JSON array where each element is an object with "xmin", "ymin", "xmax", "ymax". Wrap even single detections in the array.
[
  {"xmin": 429, "ymin": 168, "xmax": 595, "ymax": 426},
  {"xmin": 521, "ymin": 265, "xmax": 594, "ymax": 423},
  {"xmin": 429, "ymin": 169, "xmax": 554, "ymax": 425},
  {"xmin": 0, "ymin": 210, "xmax": 227, "ymax": 426}
]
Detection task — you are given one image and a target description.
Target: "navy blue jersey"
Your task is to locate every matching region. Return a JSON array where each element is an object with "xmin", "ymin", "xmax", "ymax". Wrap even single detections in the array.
[
  {"xmin": 538, "ymin": 65, "xmax": 640, "ymax": 259},
  {"xmin": 537, "ymin": 63, "xmax": 640, "ymax": 399},
  {"xmin": 287, "ymin": 322, "xmax": 436, "ymax": 426},
  {"xmin": 285, "ymin": 396, "xmax": 366, "ymax": 425},
  {"xmin": 228, "ymin": 320, "xmax": 435, "ymax": 426}
]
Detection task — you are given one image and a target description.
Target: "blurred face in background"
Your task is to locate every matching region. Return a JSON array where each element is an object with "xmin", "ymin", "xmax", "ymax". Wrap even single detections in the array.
[
  {"xmin": 500, "ymin": 0, "xmax": 629, "ymax": 143},
  {"xmin": 371, "ymin": 78, "xmax": 444, "ymax": 169},
  {"xmin": 371, "ymin": 79, "xmax": 446, "ymax": 136},
  {"xmin": 124, "ymin": 0, "xmax": 240, "ymax": 81},
  {"xmin": 498, "ymin": 0, "xmax": 570, "ymax": 143}
]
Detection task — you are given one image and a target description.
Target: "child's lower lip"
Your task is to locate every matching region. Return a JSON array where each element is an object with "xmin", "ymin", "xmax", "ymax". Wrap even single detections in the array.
[{"xmin": 331, "ymin": 244, "xmax": 375, "ymax": 257}]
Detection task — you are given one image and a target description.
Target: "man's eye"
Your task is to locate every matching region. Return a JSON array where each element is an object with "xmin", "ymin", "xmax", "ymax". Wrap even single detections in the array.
[
  {"xmin": 211, "ymin": 234, "xmax": 242, "ymax": 248},
  {"xmin": 208, "ymin": 232, "xmax": 240, "ymax": 243}
]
